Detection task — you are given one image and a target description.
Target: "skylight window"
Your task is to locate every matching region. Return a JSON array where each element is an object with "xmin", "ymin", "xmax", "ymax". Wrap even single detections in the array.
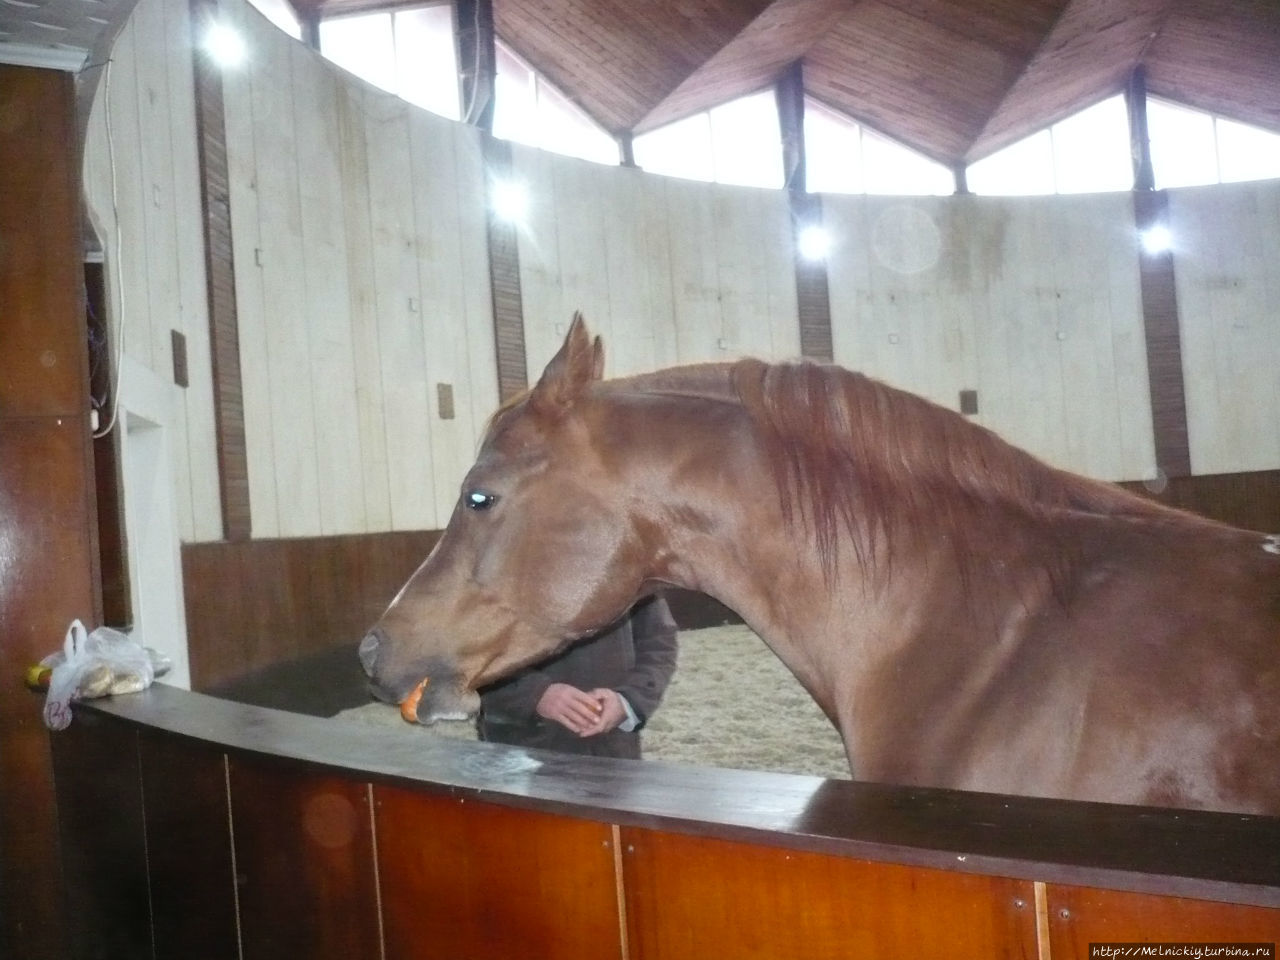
[
  {"xmin": 803, "ymin": 99, "xmax": 952, "ymax": 196},
  {"xmin": 493, "ymin": 43, "xmax": 619, "ymax": 166},
  {"xmin": 633, "ymin": 91, "xmax": 784, "ymax": 189},
  {"xmin": 1148, "ymin": 99, "xmax": 1280, "ymax": 188},
  {"xmin": 968, "ymin": 95, "xmax": 1131, "ymax": 195},
  {"xmin": 632, "ymin": 112, "xmax": 714, "ymax": 183},
  {"xmin": 320, "ymin": 5, "xmax": 460, "ymax": 120}
]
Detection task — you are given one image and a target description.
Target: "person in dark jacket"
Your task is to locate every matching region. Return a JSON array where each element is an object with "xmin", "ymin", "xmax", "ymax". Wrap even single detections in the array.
[{"xmin": 476, "ymin": 595, "xmax": 678, "ymax": 759}]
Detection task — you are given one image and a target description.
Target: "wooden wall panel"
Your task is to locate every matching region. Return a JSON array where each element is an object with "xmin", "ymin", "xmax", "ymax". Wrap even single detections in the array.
[
  {"xmin": 138, "ymin": 732, "xmax": 240, "ymax": 960},
  {"xmin": 363, "ymin": 86, "xmax": 440, "ymax": 531},
  {"xmin": 168, "ymin": 0, "xmax": 224, "ymax": 542},
  {"xmin": 290, "ymin": 41, "xmax": 365, "ymax": 535},
  {"xmin": 374, "ymin": 786, "xmax": 623, "ymax": 960},
  {"xmin": 1046, "ymin": 885, "xmax": 1280, "ymax": 955},
  {"xmin": 50, "ymin": 715, "xmax": 151, "ymax": 960},
  {"xmin": 1170, "ymin": 178, "xmax": 1280, "ymax": 476},
  {"xmin": 221, "ymin": 6, "xmax": 497, "ymax": 536},
  {"xmin": 192, "ymin": 0, "xmax": 251, "ymax": 541},
  {"xmin": 1134, "ymin": 188, "xmax": 1191, "ymax": 479},
  {"xmin": 221, "ymin": 0, "xmax": 279, "ymax": 537},
  {"xmin": 825, "ymin": 192, "xmax": 1156, "ymax": 482},
  {"xmin": 227, "ymin": 759, "xmax": 381, "ymax": 960},
  {"xmin": 408, "ymin": 109, "xmax": 499, "ymax": 523},
  {"xmin": 1121, "ymin": 469, "xmax": 1280, "ymax": 535},
  {"xmin": 515, "ymin": 146, "xmax": 799, "ymax": 378},
  {"xmin": 486, "ymin": 135, "xmax": 533, "ymax": 400},
  {"xmin": 621, "ymin": 827, "xmax": 1039, "ymax": 960},
  {"xmin": 250, "ymin": 13, "xmax": 325, "ymax": 537},
  {"xmin": 80, "ymin": 0, "xmax": 222, "ymax": 542},
  {"xmin": 0, "ymin": 64, "xmax": 96, "ymax": 960},
  {"xmin": 181, "ymin": 530, "xmax": 441, "ymax": 689},
  {"xmin": 334, "ymin": 74, "xmax": 395, "ymax": 532}
]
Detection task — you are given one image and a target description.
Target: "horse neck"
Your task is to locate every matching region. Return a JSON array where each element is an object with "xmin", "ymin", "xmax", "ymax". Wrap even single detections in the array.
[{"xmin": 613, "ymin": 390, "xmax": 875, "ymax": 715}]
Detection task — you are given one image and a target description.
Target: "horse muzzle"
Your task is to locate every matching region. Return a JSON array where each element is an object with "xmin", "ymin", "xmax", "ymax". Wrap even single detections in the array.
[{"xmin": 358, "ymin": 629, "xmax": 479, "ymax": 724}]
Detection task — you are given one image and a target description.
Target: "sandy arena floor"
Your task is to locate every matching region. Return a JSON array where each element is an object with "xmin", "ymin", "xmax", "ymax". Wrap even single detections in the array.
[{"xmin": 337, "ymin": 623, "xmax": 851, "ymax": 780}]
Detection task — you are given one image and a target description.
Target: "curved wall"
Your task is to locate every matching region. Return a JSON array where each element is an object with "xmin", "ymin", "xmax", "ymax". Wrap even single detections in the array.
[{"xmin": 83, "ymin": 0, "xmax": 1280, "ymax": 548}]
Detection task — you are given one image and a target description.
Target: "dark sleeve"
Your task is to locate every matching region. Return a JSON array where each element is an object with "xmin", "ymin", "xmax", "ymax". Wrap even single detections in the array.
[
  {"xmin": 614, "ymin": 594, "xmax": 678, "ymax": 726},
  {"xmin": 477, "ymin": 665, "xmax": 554, "ymax": 723}
]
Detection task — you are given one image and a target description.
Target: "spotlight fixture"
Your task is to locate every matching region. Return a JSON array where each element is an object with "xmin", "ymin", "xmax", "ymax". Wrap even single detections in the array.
[
  {"xmin": 797, "ymin": 224, "xmax": 831, "ymax": 261},
  {"xmin": 203, "ymin": 22, "xmax": 246, "ymax": 68},
  {"xmin": 1140, "ymin": 224, "xmax": 1172, "ymax": 256},
  {"xmin": 491, "ymin": 179, "xmax": 529, "ymax": 223}
]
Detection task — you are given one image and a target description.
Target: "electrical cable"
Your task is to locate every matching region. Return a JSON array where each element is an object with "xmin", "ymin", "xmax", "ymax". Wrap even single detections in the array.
[{"xmin": 93, "ymin": 55, "xmax": 127, "ymax": 440}]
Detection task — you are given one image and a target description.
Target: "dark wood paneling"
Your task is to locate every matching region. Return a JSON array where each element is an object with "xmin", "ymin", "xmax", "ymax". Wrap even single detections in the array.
[
  {"xmin": 138, "ymin": 732, "xmax": 239, "ymax": 960},
  {"xmin": 375, "ymin": 786, "xmax": 622, "ymax": 960},
  {"xmin": 83, "ymin": 686, "xmax": 1280, "ymax": 908},
  {"xmin": 1121, "ymin": 470, "xmax": 1280, "ymax": 534},
  {"xmin": 621, "ymin": 826, "xmax": 1039, "ymax": 959},
  {"xmin": 1047, "ymin": 884, "xmax": 1280, "ymax": 956},
  {"xmin": 483, "ymin": 134, "xmax": 530, "ymax": 402},
  {"xmin": 50, "ymin": 713, "xmax": 151, "ymax": 960},
  {"xmin": 0, "ymin": 67, "xmax": 86, "ymax": 418},
  {"xmin": 791, "ymin": 190, "xmax": 834, "ymax": 362},
  {"xmin": 0, "ymin": 64, "xmax": 96, "ymax": 960},
  {"xmin": 182, "ymin": 530, "xmax": 441, "ymax": 689},
  {"xmin": 182, "ymin": 532, "xmax": 741, "ymax": 697},
  {"xmin": 1134, "ymin": 188, "xmax": 1191, "ymax": 479},
  {"xmin": 191, "ymin": 0, "xmax": 251, "ymax": 541},
  {"xmin": 228, "ymin": 758, "xmax": 381, "ymax": 960},
  {"xmin": 664, "ymin": 587, "xmax": 742, "ymax": 628}
]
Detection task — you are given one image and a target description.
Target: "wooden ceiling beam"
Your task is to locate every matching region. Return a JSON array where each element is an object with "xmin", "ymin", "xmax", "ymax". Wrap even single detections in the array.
[
  {"xmin": 966, "ymin": 0, "xmax": 1173, "ymax": 163},
  {"xmin": 634, "ymin": 0, "xmax": 847, "ymax": 135}
]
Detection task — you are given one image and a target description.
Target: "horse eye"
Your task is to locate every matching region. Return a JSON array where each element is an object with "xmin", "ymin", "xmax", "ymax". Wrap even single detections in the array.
[{"xmin": 465, "ymin": 490, "xmax": 497, "ymax": 511}]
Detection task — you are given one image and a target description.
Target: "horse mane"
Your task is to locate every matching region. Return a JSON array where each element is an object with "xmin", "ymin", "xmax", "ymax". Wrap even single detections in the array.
[
  {"xmin": 728, "ymin": 358, "xmax": 1198, "ymax": 575},
  {"xmin": 618, "ymin": 358, "xmax": 1196, "ymax": 582}
]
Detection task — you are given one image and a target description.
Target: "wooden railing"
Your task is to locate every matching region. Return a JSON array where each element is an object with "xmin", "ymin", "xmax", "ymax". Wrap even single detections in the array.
[{"xmin": 52, "ymin": 685, "xmax": 1280, "ymax": 959}]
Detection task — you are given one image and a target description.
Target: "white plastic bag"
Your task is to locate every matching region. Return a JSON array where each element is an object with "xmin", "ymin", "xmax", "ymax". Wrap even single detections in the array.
[{"xmin": 41, "ymin": 620, "xmax": 168, "ymax": 730}]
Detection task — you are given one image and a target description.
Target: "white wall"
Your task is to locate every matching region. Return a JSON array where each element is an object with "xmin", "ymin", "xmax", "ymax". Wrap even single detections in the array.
[
  {"xmin": 513, "ymin": 148, "xmax": 800, "ymax": 377},
  {"xmin": 81, "ymin": 0, "xmax": 222, "ymax": 542},
  {"xmin": 221, "ymin": 1, "xmax": 498, "ymax": 536},
  {"xmin": 83, "ymin": 0, "xmax": 1280, "ymax": 551},
  {"xmin": 1170, "ymin": 178, "xmax": 1280, "ymax": 476},
  {"xmin": 824, "ymin": 193, "xmax": 1157, "ymax": 482}
]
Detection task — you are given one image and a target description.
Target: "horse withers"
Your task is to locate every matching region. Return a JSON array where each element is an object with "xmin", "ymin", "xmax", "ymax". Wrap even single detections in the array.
[{"xmin": 360, "ymin": 315, "xmax": 1280, "ymax": 815}]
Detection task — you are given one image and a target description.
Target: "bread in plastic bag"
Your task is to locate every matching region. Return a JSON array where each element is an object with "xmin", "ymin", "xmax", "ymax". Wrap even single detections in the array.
[{"xmin": 41, "ymin": 620, "xmax": 172, "ymax": 730}]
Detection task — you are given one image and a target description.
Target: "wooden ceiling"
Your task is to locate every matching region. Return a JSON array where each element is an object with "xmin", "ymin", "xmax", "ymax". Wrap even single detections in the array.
[{"xmin": 297, "ymin": 0, "xmax": 1280, "ymax": 164}]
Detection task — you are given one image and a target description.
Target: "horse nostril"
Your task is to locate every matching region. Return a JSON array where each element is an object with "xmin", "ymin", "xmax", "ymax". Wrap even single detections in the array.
[{"xmin": 358, "ymin": 629, "xmax": 382, "ymax": 677}]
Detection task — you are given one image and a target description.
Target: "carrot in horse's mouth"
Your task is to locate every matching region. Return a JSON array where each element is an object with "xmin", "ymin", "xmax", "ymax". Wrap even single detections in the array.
[{"xmin": 400, "ymin": 678, "xmax": 428, "ymax": 723}]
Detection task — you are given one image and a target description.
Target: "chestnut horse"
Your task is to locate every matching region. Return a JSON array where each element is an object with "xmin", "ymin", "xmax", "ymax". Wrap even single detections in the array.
[{"xmin": 361, "ymin": 316, "xmax": 1280, "ymax": 814}]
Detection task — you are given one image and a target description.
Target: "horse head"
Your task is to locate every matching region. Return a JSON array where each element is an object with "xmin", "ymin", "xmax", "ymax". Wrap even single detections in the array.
[{"xmin": 360, "ymin": 315, "xmax": 658, "ymax": 724}]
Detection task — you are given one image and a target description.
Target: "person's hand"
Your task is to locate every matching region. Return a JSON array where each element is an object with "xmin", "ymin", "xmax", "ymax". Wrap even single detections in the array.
[
  {"xmin": 535, "ymin": 683, "xmax": 606, "ymax": 735},
  {"xmin": 582, "ymin": 688, "xmax": 626, "ymax": 735}
]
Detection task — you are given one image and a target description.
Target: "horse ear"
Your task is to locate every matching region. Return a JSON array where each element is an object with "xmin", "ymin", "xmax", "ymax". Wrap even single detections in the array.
[{"xmin": 530, "ymin": 312, "xmax": 600, "ymax": 415}]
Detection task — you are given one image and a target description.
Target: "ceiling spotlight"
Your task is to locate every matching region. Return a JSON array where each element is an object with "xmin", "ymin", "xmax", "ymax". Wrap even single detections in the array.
[
  {"xmin": 798, "ymin": 225, "xmax": 831, "ymax": 261},
  {"xmin": 1140, "ymin": 224, "xmax": 1172, "ymax": 256},
  {"xmin": 203, "ymin": 22, "xmax": 246, "ymax": 68},
  {"xmin": 491, "ymin": 179, "xmax": 529, "ymax": 223}
]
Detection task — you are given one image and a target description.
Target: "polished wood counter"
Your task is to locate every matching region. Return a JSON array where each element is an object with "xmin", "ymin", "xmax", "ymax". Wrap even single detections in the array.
[{"xmin": 53, "ymin": 684, "xmax": 1280, "ymax": 960}]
